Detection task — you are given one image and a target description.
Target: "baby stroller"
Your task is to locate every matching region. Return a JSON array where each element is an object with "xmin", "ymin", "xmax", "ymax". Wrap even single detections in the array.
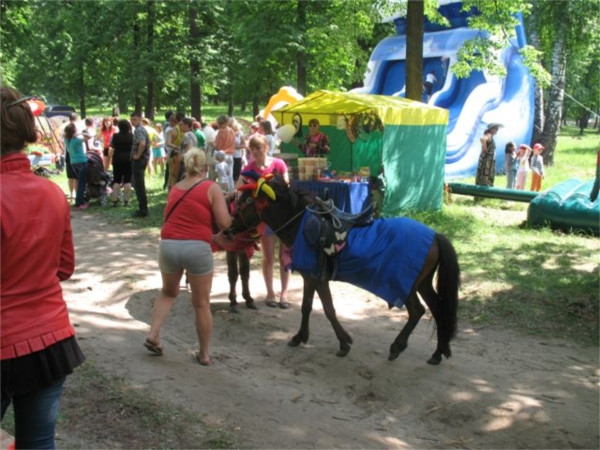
[{"xmin": 85, "ymin": 151, "xmax": 111, "ymax": 206}]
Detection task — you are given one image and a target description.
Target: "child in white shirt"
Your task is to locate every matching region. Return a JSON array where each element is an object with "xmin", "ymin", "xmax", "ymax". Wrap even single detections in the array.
[{"xmin": 214, "ymin": 150, "xmax": 231, "ymax": 193}]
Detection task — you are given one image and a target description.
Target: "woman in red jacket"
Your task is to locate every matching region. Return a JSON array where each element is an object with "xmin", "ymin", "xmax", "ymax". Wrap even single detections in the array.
[{"xmin": 1, "ymin": 87, "xmax": 85, "ymax": 448}]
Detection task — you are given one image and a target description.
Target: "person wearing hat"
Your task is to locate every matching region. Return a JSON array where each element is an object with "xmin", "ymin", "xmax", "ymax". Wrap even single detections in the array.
[
  {"xmin": 529, "ymin": 143, "xmax": 545, "ymax": 192},
  {"xmin": 475, "ymin": 123, "xmax": 502, "ymax": 197}
]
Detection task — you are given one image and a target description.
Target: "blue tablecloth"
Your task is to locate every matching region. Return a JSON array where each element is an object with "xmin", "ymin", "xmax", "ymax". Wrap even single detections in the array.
[{"xmin": 291, "ymin": 181, "xmax": 370, "ymax": 214}]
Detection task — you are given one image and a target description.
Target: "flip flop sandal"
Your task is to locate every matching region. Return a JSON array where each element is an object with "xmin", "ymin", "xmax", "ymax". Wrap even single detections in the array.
[
  {"xmin": 279, "ymin": 301, "xmax": 290, "ymax": 309},
  {"xmin": 143, "ymin": 339, "xmax": 163, "ymax": 355},
  {"xmin": 266, "ymin": 299, "xmax": 278, "ymax": 308}
]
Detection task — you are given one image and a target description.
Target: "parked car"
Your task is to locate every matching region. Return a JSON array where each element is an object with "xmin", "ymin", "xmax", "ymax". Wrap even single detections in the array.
[{"xmin": 44, "ymin": 105, "xmax": 76, "ymax": 118}]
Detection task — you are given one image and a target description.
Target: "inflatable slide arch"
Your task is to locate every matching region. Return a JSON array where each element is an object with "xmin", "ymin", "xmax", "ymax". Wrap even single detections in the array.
[{"xmin": 352, "ymin": 0, "xmax": 535, "ymax": 180}]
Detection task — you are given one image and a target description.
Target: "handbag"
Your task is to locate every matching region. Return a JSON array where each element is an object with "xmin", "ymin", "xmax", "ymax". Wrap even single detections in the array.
[{"xmin": 164, "ymin": 179, "xmax": 207, "ymax": 223}]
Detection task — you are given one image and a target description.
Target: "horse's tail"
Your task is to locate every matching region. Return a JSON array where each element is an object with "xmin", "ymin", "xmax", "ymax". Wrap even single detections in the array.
[{"xmin": 435, "ymin": 233, "xmax": 460, "ymax": 343}]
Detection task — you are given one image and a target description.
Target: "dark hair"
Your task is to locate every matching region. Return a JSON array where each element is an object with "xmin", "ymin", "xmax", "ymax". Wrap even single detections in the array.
[
  {"xmin": 64, "ymin": 123, "xmax": 77, "ymax": 140},
  {"xmin": 260, "ymin": 120, "xmax": 274, "ymax": 135},
  {"xmin": 130, "ymin": 112, "xmax": 142, "ymax": 119},
  {"xmin": 175, "ymin": 111, "xmax": 185, "ymax": 121},
  {"xmin": 85, "ymin": 117, "xmax": 94, "ymax": 126},
  {"xmin": 69, "ymin": 112, "xmax": 78, "ymax": 122},
  {"xmin": 181, "ymin": 117, "xmax": 193, "ymax": 128},
  {"xmin": 1, "ymin": 87, "xmax": 37, "ymax": 156},
  {"xmin": 165, "ymin": 110, "xmax": 173, "ymax": 121},
  {"xmin": 117, "ymin": 119, "xmax": 131, "ymax": 134}
]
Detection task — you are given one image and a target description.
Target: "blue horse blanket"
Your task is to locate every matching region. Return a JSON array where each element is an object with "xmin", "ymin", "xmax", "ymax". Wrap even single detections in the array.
[{"xmin": 291, "ymin": 213, "xmax": 435, "ymax": 308}]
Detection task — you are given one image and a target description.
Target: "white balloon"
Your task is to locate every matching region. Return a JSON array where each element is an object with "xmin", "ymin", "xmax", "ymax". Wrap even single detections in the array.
[
  {"xmin": 276, "ymin": 124, "xmax": 296, "ymax": 144},
  {"xmin": 203, "ymin": 126, "xmax": 216, "ymax": 144}
]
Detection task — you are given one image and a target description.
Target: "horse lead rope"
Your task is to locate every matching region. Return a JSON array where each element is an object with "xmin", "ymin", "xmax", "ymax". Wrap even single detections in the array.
[{"xmin": 267, "ymin": 208, "xmax": 306, "ymax": 235}]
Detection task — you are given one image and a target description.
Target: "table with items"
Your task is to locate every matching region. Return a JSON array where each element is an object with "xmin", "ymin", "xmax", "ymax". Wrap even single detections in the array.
[{"xmin": 291, "ymin": 180, "xmax": 370, "ymax": 214}]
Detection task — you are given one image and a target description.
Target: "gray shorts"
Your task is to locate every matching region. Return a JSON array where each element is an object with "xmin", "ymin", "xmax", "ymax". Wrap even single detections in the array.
[{"xmin": 158, "ymin": 240, "xmax": 213, "ymax": 276}]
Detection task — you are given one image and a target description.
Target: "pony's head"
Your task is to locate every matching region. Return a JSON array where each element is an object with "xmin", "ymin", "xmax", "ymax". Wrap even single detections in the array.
[{"xmin": 228, "ymin": 171, "xmax": 303, "ymax": 239}]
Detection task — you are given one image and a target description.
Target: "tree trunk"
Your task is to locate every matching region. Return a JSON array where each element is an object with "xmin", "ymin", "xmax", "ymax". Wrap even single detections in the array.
[
  {"xmin": 145, "ymin": 0, "xmax": 155, "ymax": 120},
  {"xmin": 540, "ymin": 30, "xmax": 567, "ymax": 166},
  {"xmin": 529, "ymin": 30, "xmax": 544, "ymax": 145},
  {"xmin": 133, "ymin": 18, "xmax": 142, "ymax": 115},
  {"xmin": 296, "ymin": 0, "xmax": 307, "ymax": 95},
  {"xmin": 405, "ymin": 0, "xmax": 424, "ymax": 102},
  {"xmin": 252, "ymin": 88, "xmax": 260, "ymax": 120},
  {"xmin": 189, "ymin": 2, "xmax": 202, "ymax": 120},
  {"xmin": 78, "ymin": 61, "xmax": 86, "ymax": 118}
]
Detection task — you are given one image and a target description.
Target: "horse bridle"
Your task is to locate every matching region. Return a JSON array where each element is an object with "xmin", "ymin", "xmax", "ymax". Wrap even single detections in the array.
[{"xmin": 235, "ymin": 191, "xmax": 305, "ymax": 236}]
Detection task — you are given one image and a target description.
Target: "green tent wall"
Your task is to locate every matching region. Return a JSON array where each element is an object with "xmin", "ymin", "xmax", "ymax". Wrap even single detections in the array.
[{"xmin": 275, "ymin": 91, "xmax": 448, "ymax": 214}]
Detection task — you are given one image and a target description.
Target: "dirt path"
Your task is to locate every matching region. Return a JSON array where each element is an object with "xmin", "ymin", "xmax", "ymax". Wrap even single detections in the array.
[{"xmin": 62, "ymin": 212, "xmax": 599, "ymax": 449}]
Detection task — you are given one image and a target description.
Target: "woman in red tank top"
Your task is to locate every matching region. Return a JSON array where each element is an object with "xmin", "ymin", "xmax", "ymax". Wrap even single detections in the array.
[{"xmin": 144, "ymin": 149, "xmax": 232, "ymax": 366}]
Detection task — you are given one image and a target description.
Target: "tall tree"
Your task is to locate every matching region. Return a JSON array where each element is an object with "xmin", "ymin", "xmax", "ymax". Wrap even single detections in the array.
[
  {"xmin": 405, "ymin": 0, "xmax": 424, "ymax": 101},
  {"xmin": 145, "ymin": 0, "xmax": 156, "ymax": 120},
  {"xmin": 529, "ymin": 0, "xmax": 599, "ymax": 164}
]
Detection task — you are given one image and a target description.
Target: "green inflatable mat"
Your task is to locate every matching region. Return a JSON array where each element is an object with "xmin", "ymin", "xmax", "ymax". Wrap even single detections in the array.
[{"xmin": 527, "ymin": 178, "xmax": 599, "ymax": 234}]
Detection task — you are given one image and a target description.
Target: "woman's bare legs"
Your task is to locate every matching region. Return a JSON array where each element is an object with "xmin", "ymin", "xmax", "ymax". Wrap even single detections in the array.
[
  {"xmin": 123, "ymin": 182, "xmax": 132, "ymax": 202},
  {"xmin": 111, "ymin": 183, "xmax": 132, "ymax": 204},
  {"xmin": 111, "ymin": 183, "xmax": 121, "ymax": 203},
  {"xmin": 146, "ymin": 270, "xmax": 183, "ymax": 347},
  {"xmin": 260, "ymin": 234, "xmax": 276, "ymax": 302},
  {"xmin": 188, "ymin": 271, "xmax": 213, "ymax": 365},
  {"xmin": 68, "ymin": 178, "xmax": 77, "ymax": 201}
]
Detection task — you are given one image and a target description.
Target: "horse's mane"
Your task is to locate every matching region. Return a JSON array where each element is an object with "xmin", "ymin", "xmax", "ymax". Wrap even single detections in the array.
[{"xmin": 269, "ymin": 175, "xmax": 316, "ymax": 210}]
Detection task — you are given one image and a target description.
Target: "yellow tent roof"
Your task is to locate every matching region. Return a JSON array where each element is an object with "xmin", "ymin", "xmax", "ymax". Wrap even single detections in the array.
[{"xmin": 273, "ymin": 90, "xmax": 448, "ymax": 127}]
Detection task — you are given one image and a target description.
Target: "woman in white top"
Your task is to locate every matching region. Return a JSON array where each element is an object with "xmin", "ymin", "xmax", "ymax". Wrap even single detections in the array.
[
  {"xmin": 259, "ymin": 120, "xmax": 277, "ymax": 156},
  {"xmin": 231, "ymin": 119, "xmax": 246, "ymax": 181}
]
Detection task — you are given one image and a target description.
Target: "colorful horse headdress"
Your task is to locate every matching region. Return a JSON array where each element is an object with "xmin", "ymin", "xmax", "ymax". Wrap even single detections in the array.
[{"xmin": 238, "ymin": 171, "xmax": 276, "ymax": 200}]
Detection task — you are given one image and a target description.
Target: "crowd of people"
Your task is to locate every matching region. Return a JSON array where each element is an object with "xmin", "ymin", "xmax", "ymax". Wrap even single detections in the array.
[{"xmin": 1, "ymin": 88, "xmax": 299, "ymax": 447}]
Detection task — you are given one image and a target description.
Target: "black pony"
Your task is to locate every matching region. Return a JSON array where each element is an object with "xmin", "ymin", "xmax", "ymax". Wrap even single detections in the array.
[{"xmin": 227, "ymin": 174, "xmax": 460, "ymax": 364}]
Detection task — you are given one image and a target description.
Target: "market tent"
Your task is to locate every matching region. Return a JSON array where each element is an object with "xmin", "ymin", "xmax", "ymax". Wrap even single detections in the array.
[{"xmin": 275, "ymin": 90, "xmax": 448, "ymax": 214}]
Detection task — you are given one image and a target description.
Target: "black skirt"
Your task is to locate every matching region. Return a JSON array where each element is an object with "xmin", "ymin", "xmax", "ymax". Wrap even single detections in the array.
[{"xmin": 1, "ymin": 336, "xmax": 85, "ymax": 400}]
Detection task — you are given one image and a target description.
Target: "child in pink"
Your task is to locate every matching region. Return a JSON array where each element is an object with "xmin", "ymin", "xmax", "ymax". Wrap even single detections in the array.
[{"xmin": 515, "ymin": 144, "xmax": 532, "ymax": 190}]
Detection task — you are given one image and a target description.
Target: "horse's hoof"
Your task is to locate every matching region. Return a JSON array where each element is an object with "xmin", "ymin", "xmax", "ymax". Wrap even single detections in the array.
[
  {"xmin": 245, "ymin": 301, "xmax": 258, "ymax": 310},
  {"xmin": 288, "ymin": 335, "xmax": 304, "ymax": 347},
  {"xmin": 336, "ymin": 348, "xmax": 350, "ymax": 357},
  {"xmin": 336, "ymin": 343, "xmax": 351, "ymax": 357},
  {"xmin": 229, "ymin": 304, "xmax": 239, "ymax": 314},
  {"xmin": 427, "ymin": 355, "xmax": 442, "ymax": 365},
  {"xmin": 389, "ymin": 342, "xmax": 407, "ymax": 361}
]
